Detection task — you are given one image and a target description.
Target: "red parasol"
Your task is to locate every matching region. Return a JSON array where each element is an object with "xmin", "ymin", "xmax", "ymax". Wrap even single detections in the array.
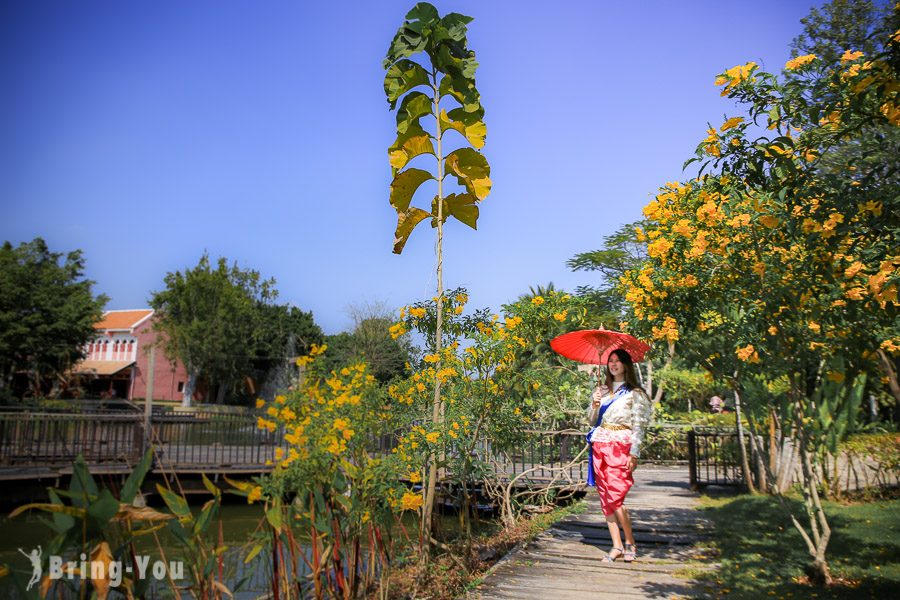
[{"xmin": 549, "ymin": 329, "xmax": 651, "ymax": 365}]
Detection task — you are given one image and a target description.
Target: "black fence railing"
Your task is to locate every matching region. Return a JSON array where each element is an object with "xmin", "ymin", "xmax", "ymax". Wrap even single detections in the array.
[{"xmin": 687, "ymin": 428, "xmax": 743, "ymax": 488}]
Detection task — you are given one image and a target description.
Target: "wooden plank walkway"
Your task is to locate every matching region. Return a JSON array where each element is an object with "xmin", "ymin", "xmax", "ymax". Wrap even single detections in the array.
[{"xmin": 472, "ymin": 466, "xmax": 717, "ymax": 599}]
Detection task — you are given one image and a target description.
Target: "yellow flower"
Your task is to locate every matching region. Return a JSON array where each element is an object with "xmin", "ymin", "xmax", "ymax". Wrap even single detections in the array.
[
  {"xmin": 759, "ymin": 215, "xmax": 779, "ymax": 228},
  {"xmin": 255, "ymin": 398, "xmax": 265, "ymax": 409},
  {"xmin": 768, "ymin": 326, "xmax": 778, "ymax": 335},
  {"xmin": 423, "ymin": 353, "xmax": 439, "ymax": 363},
  {"xmin": 785, "ymin": 54, "xmax": 816, "ymax": 70},
  {"xmin": 531, "ymin": 296, "xmax": 545, "ymax": 305},
  {"xmin": 409, "ymin": 307, "xmax": 426, "ymax": 318},
  {"xmin": 399, "ymin": 491, "xmax": 423, "ymax": 511},
  {"xmin": 720, "ymin": 117, "xmax": 744, "ymax": 132},
  {"xmin": 454, "ymin": 305, "xmax": 464, "ymax": 315},
  {"xmin": 553, "ymin": 310, "xmax": 568, "ymax": 322},
  {"xmin": 247, "ymin": 486, "xmax": 263, "ymax": 504},
  {"xmin": 735, "ymin": 344, "xmax": 759, "ymax": 363},
  {"xmin": 455, "ymin": 293, "xmax": 468, "ymax": 305},
  {"xmin": 844, "ymin": 262, "xmax": 864, "ymax": 278},
  {"xmin": 425, "ymin": 431, "xmax": 440, "ymax": 444},
  {"xmin": 807, "ymin": 321, "xmax": 821, "ymax": 333},
  {"xmin": 840, "ymin": 50, "xmax": 864, "ymax": 63},
  {"xmin": 408, "ymin": 471, "xmax": 422, "ymax": 483}
]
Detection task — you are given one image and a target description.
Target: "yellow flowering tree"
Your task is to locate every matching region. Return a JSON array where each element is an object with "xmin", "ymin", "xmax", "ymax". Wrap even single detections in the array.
[
  {"xmin": 383, "ymin": 2, "xmax": 492, "ymax": 544},
  {"xmin": 248, "ymin": 343, "xmax": 410, "ymax": 598},
  {"xmin": 622, "ymin": 13, "xmax": 899, "ymax": 585}
]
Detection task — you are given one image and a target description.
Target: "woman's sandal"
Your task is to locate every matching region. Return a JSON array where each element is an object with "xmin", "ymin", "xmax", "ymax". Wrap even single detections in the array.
[
  {"xmin": 623, "ymin": 543, "xmax": 637, "ymax": 563},
  {"xmin": 601, "ymin": 546, "xmax": 624, "ymax": 562}
]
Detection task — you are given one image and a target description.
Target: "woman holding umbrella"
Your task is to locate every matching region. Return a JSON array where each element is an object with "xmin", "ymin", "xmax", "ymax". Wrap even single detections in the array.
[{"xmin": 550, "ymin": 329, "xmax": 654, "ymax": 564}]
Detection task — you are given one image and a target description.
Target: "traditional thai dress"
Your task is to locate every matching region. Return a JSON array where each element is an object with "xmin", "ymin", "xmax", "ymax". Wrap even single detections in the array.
[{"xmin": 585, "ymin": 382, "xmax": 653, "ymax": 516}]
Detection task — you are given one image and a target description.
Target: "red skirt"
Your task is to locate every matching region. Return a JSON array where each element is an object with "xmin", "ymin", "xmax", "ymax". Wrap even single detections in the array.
[{"xmin": 591, "ymin": 438, "xmax": 634, "ymax": 516}]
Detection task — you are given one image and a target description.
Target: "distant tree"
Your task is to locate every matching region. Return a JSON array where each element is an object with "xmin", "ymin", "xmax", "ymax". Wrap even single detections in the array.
[
  {"xmin": 0, "ymin": 238, "xmax": 107, "ymax": 399},
  {"xmin": 568, "ymin": 221, "xmax": 648, "ymax": 326},
  {"xmin": 253, "ymin": 302, "xmax": 324, "ymax": 398},
  {"xmin": 321, "ymin": 302, "xmax": 412, "ymax": 383},
  {"xmin": 149, "ymin": 254, "xmax": 277, "ymax": 407}
]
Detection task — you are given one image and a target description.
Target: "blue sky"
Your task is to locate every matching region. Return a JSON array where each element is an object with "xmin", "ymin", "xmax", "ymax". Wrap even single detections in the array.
[{"xmin": 0, "ymin": 0, "xmax": 822, "ymax": 334}]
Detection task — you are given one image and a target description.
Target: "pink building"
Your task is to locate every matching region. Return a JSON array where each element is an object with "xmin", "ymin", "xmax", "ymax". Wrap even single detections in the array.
[{"xmin": 73, "ymin": 309, "xmax": 189, "ymax": 402}]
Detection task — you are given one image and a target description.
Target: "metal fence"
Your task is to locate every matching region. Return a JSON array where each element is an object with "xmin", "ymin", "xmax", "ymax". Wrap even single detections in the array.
[{"xmin": 687, "ymin": 428, "xmax": 743, "ymax": 488}]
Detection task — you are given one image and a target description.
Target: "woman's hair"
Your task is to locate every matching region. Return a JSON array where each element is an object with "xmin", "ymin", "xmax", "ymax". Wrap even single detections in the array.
[{"xmin": 604, "ymin": 348, "xmax": 644, "ymax": 392}]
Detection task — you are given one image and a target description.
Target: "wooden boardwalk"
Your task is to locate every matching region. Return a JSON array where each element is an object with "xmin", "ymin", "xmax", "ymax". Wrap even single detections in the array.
[{"xmin": 472, "ymin": 466, "xmax": 716, "ymax": 599}]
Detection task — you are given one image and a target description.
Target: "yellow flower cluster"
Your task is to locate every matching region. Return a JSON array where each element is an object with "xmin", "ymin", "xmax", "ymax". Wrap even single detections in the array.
[
  {"xmin": 785, "ymin": 54, "xmax": 817, "ymax": 70},
  {"xmin": 735, "ymin": 344, "xmax": 760, "ymax": 363},
  {"xmin": 715, "ymin": 61, "xmax": 757, "ymax": 95},
  {"xmin": 651, "ymin": 316, "xmax": 679, "ymax": 342}
]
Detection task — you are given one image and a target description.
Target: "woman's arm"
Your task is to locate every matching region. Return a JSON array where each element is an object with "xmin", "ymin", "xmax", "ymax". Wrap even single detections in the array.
[{"xmin": 628, "ymin": 389, "xmax": 654, "ymax": 458}]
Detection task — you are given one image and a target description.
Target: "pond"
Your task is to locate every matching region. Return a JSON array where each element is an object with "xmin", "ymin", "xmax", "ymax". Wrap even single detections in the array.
[{"xmin": 0, "ymin": 494, "xmax": 499, "ymax": 599}]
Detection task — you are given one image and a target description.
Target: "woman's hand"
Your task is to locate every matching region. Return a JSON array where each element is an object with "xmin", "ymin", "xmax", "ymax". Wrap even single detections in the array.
[
  {"xmin": 628, "ymin": 456, "xmax": 638, "ymax": 472},
  {"xmin": 591, "ymin": 385, "xmax": 609, "ymax": 408}
]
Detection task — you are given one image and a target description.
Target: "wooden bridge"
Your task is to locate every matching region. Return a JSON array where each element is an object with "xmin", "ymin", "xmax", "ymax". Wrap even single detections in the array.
[{"xmin": 472, "ymin": 466, "xmax": 717, "ymax": 599}]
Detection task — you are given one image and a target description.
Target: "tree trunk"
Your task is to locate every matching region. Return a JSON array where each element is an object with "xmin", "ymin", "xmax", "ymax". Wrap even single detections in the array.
[
  {"xmin": 182, "ymin": 370, "xmax": 197, "ymax": 408},
  {"xmin": 733, "ymin": 386, "xmax": 756, "ymax": 493},
  {"xmin": 876, "ymin": 348, "xmax": 900, "ymax": 403},
  {"xmin": 422, "ymin": 70, "xmax": 446, "ymax": 553},
  {"xmin": 216, "ymin": 382, "xmax": 227, "ymax": 404}
]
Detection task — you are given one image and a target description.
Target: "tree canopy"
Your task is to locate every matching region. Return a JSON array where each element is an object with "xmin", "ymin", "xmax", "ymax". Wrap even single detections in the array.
[
  {"xmin": 149, "ymin": 254, "xmax": 322, "ymax": 405},
  {"xmin": 0, "ymin": 238, "xmax": 107, "ymax": 399}
]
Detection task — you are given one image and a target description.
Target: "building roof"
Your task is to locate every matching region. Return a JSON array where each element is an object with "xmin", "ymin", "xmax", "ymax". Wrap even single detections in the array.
[
  {"xmin": 72, "ymin": 360, "xmax": 136, "ymax": 376},
  {"xmin": 95, "ymin": 309, "xmax": 154, "ymax": 331}
]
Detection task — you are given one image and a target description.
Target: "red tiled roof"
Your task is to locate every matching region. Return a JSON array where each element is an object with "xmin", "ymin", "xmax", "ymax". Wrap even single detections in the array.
[
  {"xmin": 95, "ymin": 310, "xmax": 154, "ymax": 331},
  {"xmin": 72, "ymin": 360, "xmax": 135, "ymax": 376}
]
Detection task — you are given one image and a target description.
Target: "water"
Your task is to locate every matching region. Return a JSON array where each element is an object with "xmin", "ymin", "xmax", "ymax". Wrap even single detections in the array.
[{"xmin": 0, "ymin": 496, "xmax": 497, "ymax": 598}]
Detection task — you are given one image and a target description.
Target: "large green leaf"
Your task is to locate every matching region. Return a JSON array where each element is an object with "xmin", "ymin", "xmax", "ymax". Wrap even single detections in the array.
[
  {"xmin": 441, "ymin": 13, "xmax": 473, "ymax": 42},
  {"xmin": 388, "ymin": 125, "xmax": 435, "ymax": 171},
  {"xmin": 201, "ymin": 473, "xmax": 221, "ymax": 499},
  {"xmin": 440, "ymin": 108, "xmax": 486, "ymax": 149},
  {"xmin": 445, "ymin": 193, "xmax": 479, "ymax": 229},
  {"xmin": 390, "ymin": 168, "xmax": 433, "ymax": 212},
  {"xmin": 86, "ymin": 489, "xmax": 120, "ymax": 531},
  {"xmin": 384, "ymin": 59, "xmax": 431, "ymax": 108},
  {"xmin": 69, "ymin": 455, "xmax": 98, "ymax": 508},
  {"xmin": 120, "ymin": 448, "xmax": 153, "ymax": 504},
  {"xmin": 48, "ymin": 489, "xmax": 75, "ymax": 533},
  {"xmin": 445, "ymin": 148, "xmax": 491, "ymax": 200},
  {"xmin": 266, "ymin": 498, "xmax": 283, "ymax": 532},
  {"xmin": 439, "ymin": 75, "xmax": 480, "ymax": 112},
  {"xmin": 393, "ymin": 207, "xmax": 432, "ymax": 254},
  {"xmin": 406, "ymin": 2, "xmax": 440, "ymax": 25},
  {"xmin": 436, "ymin": 44, "xmax": 478, "ymax": 79},
  {"xmin": 396, "ymin": 92, "xmax": 434, "ymax": 134}
]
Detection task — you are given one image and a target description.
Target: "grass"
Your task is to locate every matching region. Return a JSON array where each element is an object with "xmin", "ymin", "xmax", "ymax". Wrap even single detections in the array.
[{"xmin": 695, "ymin": 491, "xmax": 900, "ymax": 599}]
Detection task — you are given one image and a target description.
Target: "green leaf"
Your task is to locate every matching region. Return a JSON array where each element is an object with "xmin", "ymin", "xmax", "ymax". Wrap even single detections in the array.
[
  {"xmin": 440, "ymin": 108, "xmax": 486, "ymax": 149},
  {"xmin": 390, "ymin": 168, "xmax": 433, "ymax": 212},
  {"xmin": 156, "ymin": 485, "xmax": 191, "ymax": 521},
  {"xmin": 87, "ymin": 489, "xmax": 120, "ymax": 531},
  {"xmin": 243, "ymin": 543, "xmax": 265, "ymax": 564},
  {"xmin": 193, "ymin": 499, "xmax": 218, "ymax": 536},
  {"xmin": 8, "ymin": 502, "xmax": 86, "ymax": 520},
  {"xmin": 388, "ymin": 125, "xmax": 435, "ymax": 171},
  {"xmin": 436, "ymin": 44, "xmax": 478, "ymax": 79},
  {"xmin": 121, "ymin": 448, "xmax": 154, "ymax": 504},
  {"xmin": 445, "ymin": 148, "xmax": 491, "ymax": 200},
  {"xmin": 445, "ymin": 193, "xmax": 479, "ymax": 229},
  {"xmin": 396, "ymin": 92, "xmax": 433, "ymax": 134},
  {"xmin": 69, "ymin": 455, "xmax": 98, "ymax": 508},
  {"xmin": 266, "ymin": 501, "xmax": 283, "ymax": 532},
  {"xmin": 406, "ymin": 2, "xmax": 440, "ymax": 25},
  {"xmin": 439, "ymin": 75, "xmax": 480, "ymax": 111},
  {"xmin": 441, "ymin": 13, "xmax": 473, "ymax": 42},
  {"xmin": 384, "ymin": 59, "xmax": 431, "ymax": 108},
  {"xmin": 393, "ymin": 207, "xmax": 432, "ymax": 254},
  {"xmin": 201, "ymin": 473, "xmax": 221, "ymax": 500},
  {"xmin": 47, "ymin": 489, "xmax": 75, "ymax": 533}
]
